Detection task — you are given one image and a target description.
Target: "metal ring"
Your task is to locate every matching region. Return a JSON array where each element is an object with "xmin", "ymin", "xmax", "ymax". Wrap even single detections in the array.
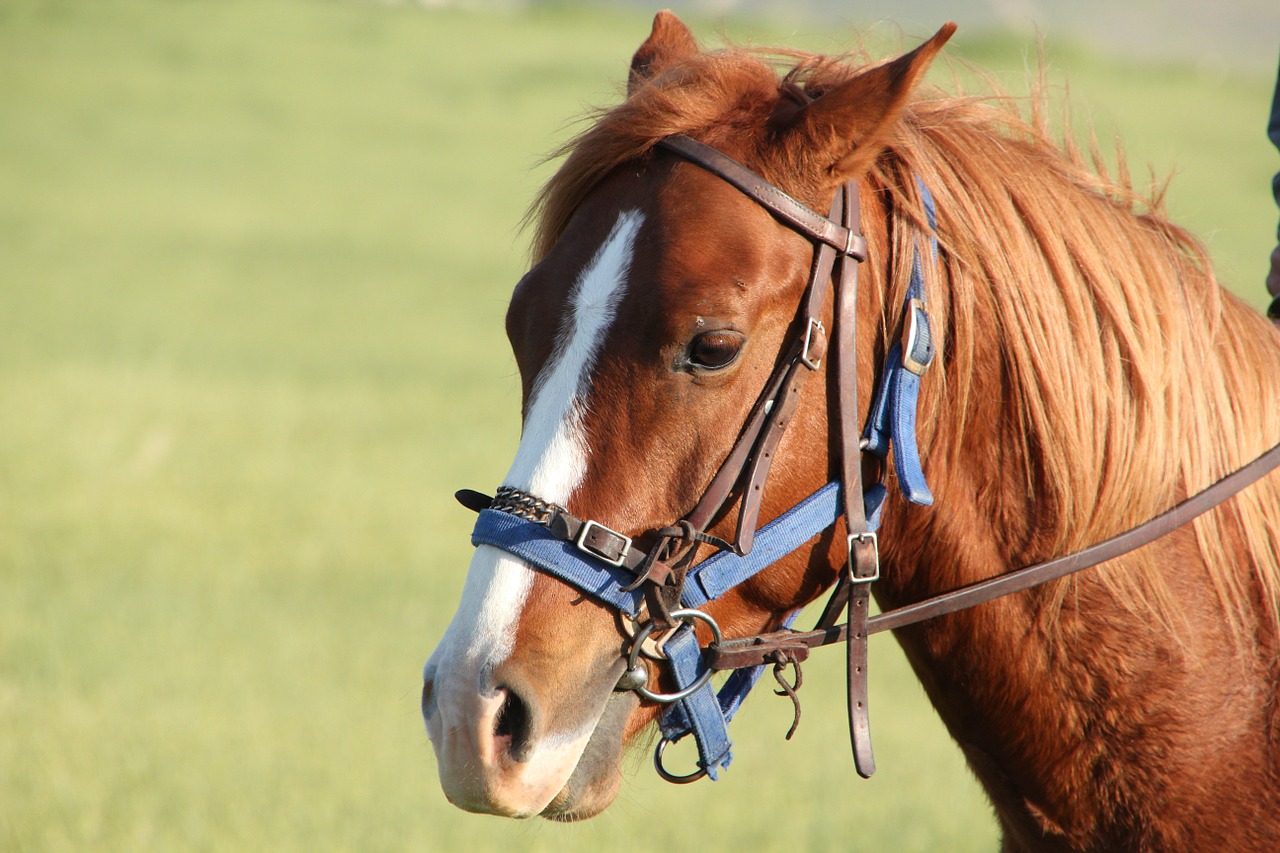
[
  {"xmin": 653, "ymin": 736, "xmax": 707, "ymax": 784},
  {"xmin": 626, "ymin": 609, "xmax": 722, "ymax": 704}
]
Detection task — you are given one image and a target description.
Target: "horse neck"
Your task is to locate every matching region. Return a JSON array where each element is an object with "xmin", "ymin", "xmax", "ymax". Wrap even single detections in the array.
[{"xmin": 859, "ymin": 245, "xmax": 1280, "ymax": 847}]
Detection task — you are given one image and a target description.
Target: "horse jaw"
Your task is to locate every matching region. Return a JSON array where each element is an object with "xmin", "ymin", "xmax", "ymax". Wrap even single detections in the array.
[{"xmin": 538, "ymin": 689, "xmax": 639, "ymax": 821}]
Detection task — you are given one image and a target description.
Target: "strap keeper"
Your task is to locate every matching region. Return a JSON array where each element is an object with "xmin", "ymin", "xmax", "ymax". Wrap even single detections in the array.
[
  {"xmin": 844, "ymin": 231, "xmax": 868, "ymax": 261},
  {"xmin": 847, "ymin": 532, "xmax": 880, "ymax": 583}
]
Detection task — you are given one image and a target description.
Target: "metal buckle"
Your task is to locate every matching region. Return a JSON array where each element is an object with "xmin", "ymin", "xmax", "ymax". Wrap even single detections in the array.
[
  {"xmin": 901, "ymin": 298, "xmax": 933, "ymax": 376},
  {"xmin": 576, "ymin": 520, "xmax": 632, "ymax": 567},
  {"xmin": 800, "ymin": 318, "xmax": 825, "ymax": 370},
  {"xmin": 847, "ymin": 531, "xmax": 880, "ymax": 583}
]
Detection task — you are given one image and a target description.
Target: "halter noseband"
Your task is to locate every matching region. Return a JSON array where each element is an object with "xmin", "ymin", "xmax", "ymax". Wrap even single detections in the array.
[{"xmin": 455, "ymin": 134, "xmax": 1280, "ymax": 785}]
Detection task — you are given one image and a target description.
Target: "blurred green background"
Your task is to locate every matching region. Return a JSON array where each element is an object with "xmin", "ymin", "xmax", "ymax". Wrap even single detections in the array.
[{"xmin": 2, "ymin": 1, "xmax": 1277, "ymax": 850}]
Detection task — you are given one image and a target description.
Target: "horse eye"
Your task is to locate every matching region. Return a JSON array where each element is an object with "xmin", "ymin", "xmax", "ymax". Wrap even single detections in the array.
[{"xmin": 688, "ymin": 331, "xmax": 745, "ymax": 370}]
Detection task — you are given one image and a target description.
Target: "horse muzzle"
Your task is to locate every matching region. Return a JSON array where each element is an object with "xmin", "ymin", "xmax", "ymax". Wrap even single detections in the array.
[{"xmin": 422, "ymin": 657, "xmax": 594, "ymax": 818}]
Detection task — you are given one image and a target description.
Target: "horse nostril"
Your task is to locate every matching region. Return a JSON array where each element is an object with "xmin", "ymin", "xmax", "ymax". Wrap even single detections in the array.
[
  {"xmin": 493, "ymin": 685, "xmax": 532, "ymax": 762},
  {"xmin": 421, "ymin": 677, "xmax": 436, "ymax": 719}
]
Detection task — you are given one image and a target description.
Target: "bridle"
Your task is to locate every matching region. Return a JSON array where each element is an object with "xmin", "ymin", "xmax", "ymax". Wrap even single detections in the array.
[{"xmin": 457, "ymin": 133, "xmax": 1280, "ymax": 785}]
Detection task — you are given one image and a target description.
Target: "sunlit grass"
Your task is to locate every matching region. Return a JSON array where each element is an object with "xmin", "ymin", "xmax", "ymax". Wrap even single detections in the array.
[{"xmin": 1, "ymin": 1, "xmax": 1274, "ymax": 850}]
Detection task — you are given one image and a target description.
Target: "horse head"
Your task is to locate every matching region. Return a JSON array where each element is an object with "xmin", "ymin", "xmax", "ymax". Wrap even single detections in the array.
[{"xmin": 421, "ymin": 13, "xmax": 955, "ymax": 820}]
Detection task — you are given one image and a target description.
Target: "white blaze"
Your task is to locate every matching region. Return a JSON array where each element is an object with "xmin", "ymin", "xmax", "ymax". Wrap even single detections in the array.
[
  {"xmin": 427, "ymin": 209, "xmax": 643, "ymax": 680},
  {"xmin": 507, "ymin": 209, "xmax": 642, "ymax": 498}
]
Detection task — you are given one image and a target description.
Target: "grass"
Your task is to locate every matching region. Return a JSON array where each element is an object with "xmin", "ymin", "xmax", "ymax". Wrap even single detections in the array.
[{"xmin": 1, "ymin": 1, "xmax": 1276, "ymax": 850}]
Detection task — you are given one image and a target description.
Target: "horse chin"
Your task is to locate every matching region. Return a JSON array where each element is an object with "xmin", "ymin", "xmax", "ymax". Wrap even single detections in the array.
[{"xmin": 538, "ymin": 689, "xmax": 638, "ymax": 821}]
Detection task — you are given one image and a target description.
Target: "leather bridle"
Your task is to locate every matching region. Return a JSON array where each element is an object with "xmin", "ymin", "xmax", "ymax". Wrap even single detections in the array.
[{"xmin": 457, "ymin": 133, "xmax": 1280, "ymax": 784}]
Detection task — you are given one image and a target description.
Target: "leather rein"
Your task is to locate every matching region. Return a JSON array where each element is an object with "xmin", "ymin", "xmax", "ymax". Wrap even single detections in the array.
[{"xmin": 458, "ymin": 133, "xmax": 1280, "ymax": 784}]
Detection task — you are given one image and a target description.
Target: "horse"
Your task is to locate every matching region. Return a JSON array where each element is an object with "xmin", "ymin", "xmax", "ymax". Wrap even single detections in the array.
[{"xmin": 421, "ymin": 12, "xmax": 1280, "ymax": 850}]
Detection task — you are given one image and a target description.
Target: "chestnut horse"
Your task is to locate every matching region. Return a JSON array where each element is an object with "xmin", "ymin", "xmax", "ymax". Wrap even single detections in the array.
[{"xmin": 422, "ymin": 13, "xmax": 1280, "ymax": 850}]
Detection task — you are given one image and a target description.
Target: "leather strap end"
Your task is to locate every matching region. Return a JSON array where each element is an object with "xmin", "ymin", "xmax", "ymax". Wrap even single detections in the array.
[
  {"xmin": 455, "ymin": 489, "xmax": 493, "ymax": 513},
  {"xmin": 848, "ymin": 582, "xmax": 876, "ymax": 778}
]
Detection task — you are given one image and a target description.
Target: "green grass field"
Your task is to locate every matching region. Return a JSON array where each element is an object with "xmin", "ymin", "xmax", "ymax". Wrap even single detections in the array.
[{"xmin": 2, "ymin": 2, "xmax": 1276, "ymax": 850}]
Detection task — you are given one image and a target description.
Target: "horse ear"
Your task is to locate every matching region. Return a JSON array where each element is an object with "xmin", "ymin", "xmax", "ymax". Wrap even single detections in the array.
[
  {"xmin": 797, "ymin": 23, "xmax": 956, "ymax": 179},
  {"xmin": 628, "ymin": 11, "xmax": 699, "ymax": 95}
]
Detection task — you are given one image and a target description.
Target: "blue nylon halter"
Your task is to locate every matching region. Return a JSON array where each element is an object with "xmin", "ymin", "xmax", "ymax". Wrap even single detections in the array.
[
  {"xmin": 864, "ymin": 179, "xmax": 939, "ymax": 506},
  {"xmin": 464, "ymin": 180, "xmax": 939, "ymax": 781}
]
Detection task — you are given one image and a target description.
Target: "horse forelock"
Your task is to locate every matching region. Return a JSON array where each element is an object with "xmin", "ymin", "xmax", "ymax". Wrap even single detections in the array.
[{"xmin": 527, "ymin": 47, "xmax": 822, "ymax": 263}]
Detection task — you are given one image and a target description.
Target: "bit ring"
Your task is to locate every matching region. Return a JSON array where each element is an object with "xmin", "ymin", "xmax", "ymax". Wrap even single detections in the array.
[{"xmin": 625, "ymin": 609, "xmax": 722, "ymax": 704}]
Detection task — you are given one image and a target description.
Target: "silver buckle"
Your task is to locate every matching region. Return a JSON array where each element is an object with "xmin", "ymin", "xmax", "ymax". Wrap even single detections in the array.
[
  {"xmin": 576, "ymin": 520, "xmax": 632, "ymax": 567},
  {"xmin": 901, "ymin": 298, "xmax": 933, "ymax": 377},
  {"xmin": 847, "ymin": 532, "xmax": 880, "ymax": 583},
  {"xmin": 800, "ymin": 318, "xmax": 825, "ymax": 370}
]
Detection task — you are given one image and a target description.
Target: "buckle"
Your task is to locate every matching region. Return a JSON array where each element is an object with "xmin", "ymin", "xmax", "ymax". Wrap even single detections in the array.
[
  {"xmin": 847, "ymin": 531, "xmax": 880, "ymax": 583},
  {"xmin": 800, "ymin": 318, "xmax": 825, "ymax": 370},
  {"xmin": 901, "ymin": 298, "xmax": 934, "ymax": 376},
  {"xmin": 576, "ymin": 519, "xmax": 632, "ymax": 567}
]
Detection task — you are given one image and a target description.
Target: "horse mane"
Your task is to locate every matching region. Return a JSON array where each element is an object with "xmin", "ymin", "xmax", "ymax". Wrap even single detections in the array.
[
  {"xmin": 528, "ymin": 39, "xmax": 1280, "ymax": 643},
  {"xmin": 893, "ymin": 98, "xmax": 1280, "ymax": 641}
]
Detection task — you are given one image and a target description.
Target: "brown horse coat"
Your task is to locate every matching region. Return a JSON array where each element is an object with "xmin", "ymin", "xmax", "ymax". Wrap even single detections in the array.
[{"xmin": 424, "ymin": 14, "xmax": 1280, "ymax": 849}]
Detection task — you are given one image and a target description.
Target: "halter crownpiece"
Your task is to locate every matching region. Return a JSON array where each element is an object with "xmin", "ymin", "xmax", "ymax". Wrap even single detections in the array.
[{"xmin": 456, "ymin": 133, "xmax": 1280, "ymax": 786}]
